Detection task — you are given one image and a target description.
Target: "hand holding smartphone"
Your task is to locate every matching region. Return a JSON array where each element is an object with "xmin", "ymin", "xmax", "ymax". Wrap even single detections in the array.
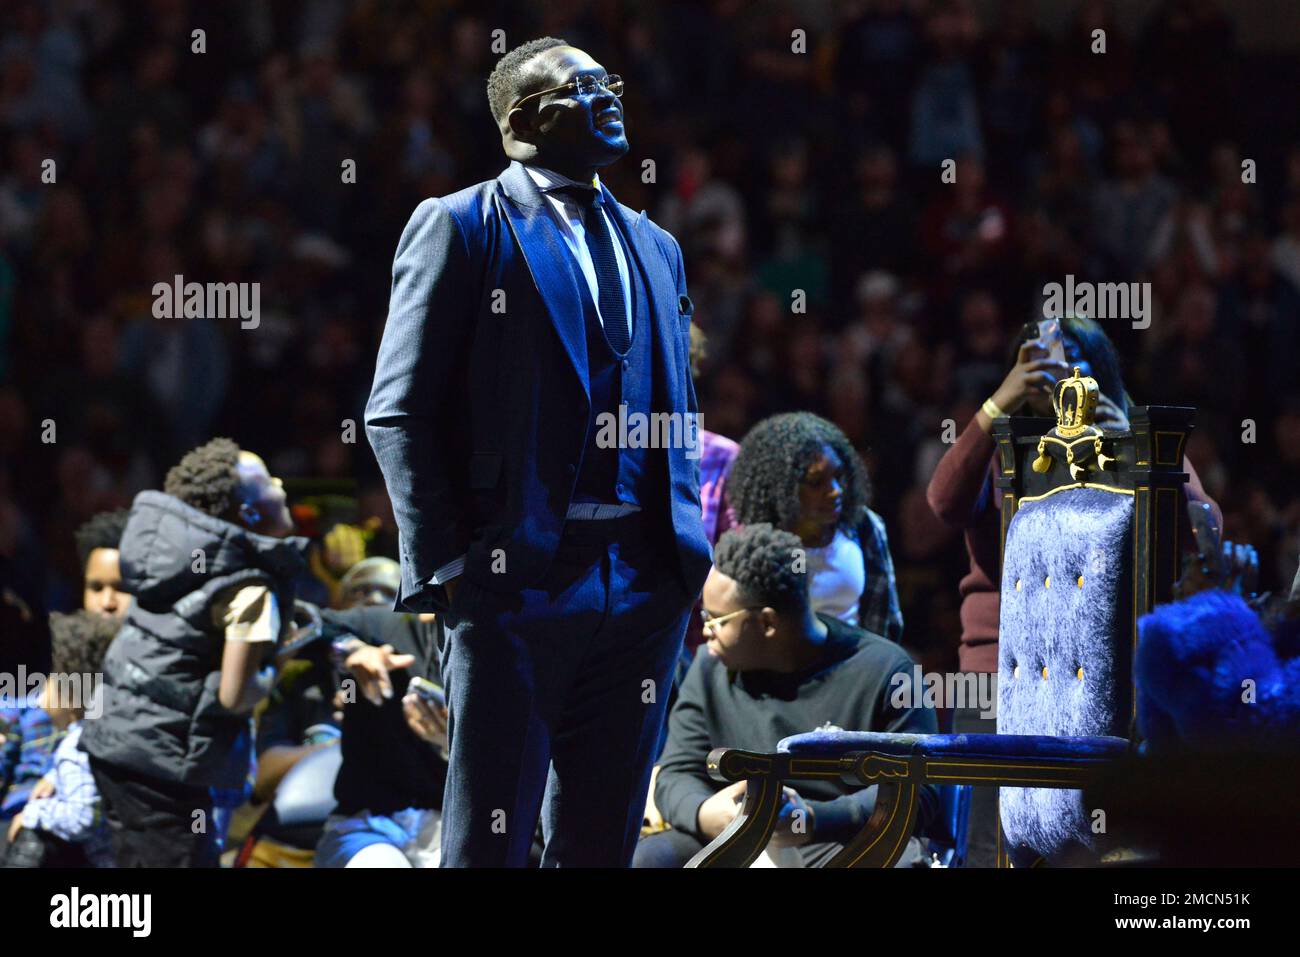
[
  {"xmin": 408, "ymin": 676, "xmax": 446, "ymax": 710},
  {"xmin": 1038, "ymin": 318, "xmax": 1066, "ymax": 366}
]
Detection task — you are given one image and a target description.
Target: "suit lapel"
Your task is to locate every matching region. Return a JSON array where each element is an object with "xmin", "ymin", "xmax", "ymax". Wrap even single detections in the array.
[
  {"xmin": 497, "ymin": 161, "xmax": 589, "ymax": 400},
  {"xmin": 600, "ymin": 190, "xmax": 678, "ymax": 394},
  {"xmin": 495, "ymin": 162, "xmax": 680, "ymax": 406}
]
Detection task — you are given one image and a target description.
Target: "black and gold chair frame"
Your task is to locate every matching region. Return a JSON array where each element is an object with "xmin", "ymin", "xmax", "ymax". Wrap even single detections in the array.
[{"xmin": 686, "ymin": 734, "xmax": 1128, "ymax": 868}]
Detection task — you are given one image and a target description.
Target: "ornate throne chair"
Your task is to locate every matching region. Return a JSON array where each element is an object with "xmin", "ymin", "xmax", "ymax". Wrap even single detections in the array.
[{"xmin": 687, "ymin": 369, "xmax": 1195, "ymax": 868}]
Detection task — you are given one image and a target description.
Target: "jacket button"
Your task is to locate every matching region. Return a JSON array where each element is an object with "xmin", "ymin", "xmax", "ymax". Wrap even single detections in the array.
[
  {"xmin": 621, "ymin": 359, "xmax": 630, "ymax": 370},
  {"xmin": 566, "ymin": 464, "xmax": 576, "ymax": 476}
]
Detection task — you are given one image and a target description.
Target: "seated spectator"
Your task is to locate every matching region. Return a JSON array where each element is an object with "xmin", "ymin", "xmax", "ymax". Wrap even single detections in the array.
[
  {"xmin": 337, "ymin": 556, "xmax": 401, "ymax": 610},
  {"xmin": 1, "ymin": 509, "xmax": 128, "ymax": 848},
  {"xmin": 634, "ymin": 524, "xmax": 937, "ymax": 868},
  {"xmin": 726, "ymin": 412, "xmax": 903, "ymax": 641},
  {"xmin": 3, "ymin": 610, "xmax": 117, "ymax": 868},
  {"xmin": 313, "ymin": 581, "xmax": 447, "ymax": 868},
  {"xmin": 238, "ymin": 556, "xmax": 430, "ymax": 868},
  {"xmin": 233, "ymin": 640, "xmax": 341, "ymax": 868},
  {"xmin": 75, "ymin": 509, "xmax": 132, "ymax": 622},
  {"xmin": 0, "ymin": 699, "xmax": 56, "ymax": 855}
]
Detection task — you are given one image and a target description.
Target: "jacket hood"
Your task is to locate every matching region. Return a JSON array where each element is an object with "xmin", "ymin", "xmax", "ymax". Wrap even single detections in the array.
[{"xmin": 119, "ymin": 490, "xmax": 309, "ymax": 606}]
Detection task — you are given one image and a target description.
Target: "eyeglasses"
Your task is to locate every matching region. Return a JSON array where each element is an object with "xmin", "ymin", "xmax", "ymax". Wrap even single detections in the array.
[
  {"xmin": 510, "ymin": 74, "xmax": 624, "ymax": 113},
  {"xmin": 699, "ymin": 606, "xmax": 761, "ymax": 633}
]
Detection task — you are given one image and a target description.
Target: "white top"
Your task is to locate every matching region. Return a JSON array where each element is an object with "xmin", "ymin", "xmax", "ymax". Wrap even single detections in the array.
[
  {"xmin": 524, "ymin": 165, "xmax": 633, "ymax": 342},
  {"xmin": 806, "ymin": 528, "xmax": 866, "ymax": 627},
  {"xmin": 211, "ymin": 583, "xmax": 280, "ymax": 643}
]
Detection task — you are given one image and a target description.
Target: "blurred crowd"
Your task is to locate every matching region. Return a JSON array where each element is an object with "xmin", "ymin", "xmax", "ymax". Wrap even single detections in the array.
[{"xmin": 2, "ymin": 0, "xmax": 1299, "ymax": 684}]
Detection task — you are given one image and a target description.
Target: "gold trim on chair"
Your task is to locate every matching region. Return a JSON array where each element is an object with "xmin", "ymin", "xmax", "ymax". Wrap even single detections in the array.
[{"xmin": 1016, "ymin": 482, "xmax": 1134, "ymax": 505}]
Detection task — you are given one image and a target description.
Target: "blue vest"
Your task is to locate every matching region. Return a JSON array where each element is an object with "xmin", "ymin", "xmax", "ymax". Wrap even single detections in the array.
[{"xmin": 571, "ymin": 208, "xmax": 664, "ymax": 510}]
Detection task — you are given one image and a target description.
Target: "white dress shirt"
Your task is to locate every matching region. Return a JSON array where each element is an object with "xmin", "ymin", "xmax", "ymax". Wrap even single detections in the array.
[{"xmin": 524, "ymin": 165, "xmax": 633, "ymax": 343}]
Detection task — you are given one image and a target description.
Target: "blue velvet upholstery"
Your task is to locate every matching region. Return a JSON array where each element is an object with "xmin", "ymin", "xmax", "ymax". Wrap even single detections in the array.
[
  {"xmin": 1137, "ymin": 589, "xmax": 1300, "ymax": 754},
  {"xmin": 779, "ymin": 731, "xmax": 1129, "ymax": 762},
  {"xmin": 997, "ymin": 486, "xmax": 1134, "ymax": 864}
]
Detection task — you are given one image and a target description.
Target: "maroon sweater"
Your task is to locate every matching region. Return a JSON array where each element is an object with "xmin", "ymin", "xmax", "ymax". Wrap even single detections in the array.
[{"xmin": 926, "ymin": 416, "xmax": 1221, "ymax": 673}]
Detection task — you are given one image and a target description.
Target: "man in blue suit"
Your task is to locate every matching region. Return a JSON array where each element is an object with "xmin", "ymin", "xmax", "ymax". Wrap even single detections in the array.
[{"xmin": 365, "ymin": 37, "xmax": 712, "ymax": 867}]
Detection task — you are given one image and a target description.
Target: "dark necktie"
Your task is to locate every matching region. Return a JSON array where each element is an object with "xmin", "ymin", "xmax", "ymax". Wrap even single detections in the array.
[{"xmin": 556, "ymin": 185, "xmax": 630, "ymax": 353}]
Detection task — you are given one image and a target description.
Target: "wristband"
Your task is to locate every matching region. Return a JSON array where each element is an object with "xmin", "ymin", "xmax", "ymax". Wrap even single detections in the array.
[{"xmin": 981, "ymin": 397, "xmax": 1007, "ymax": 420}]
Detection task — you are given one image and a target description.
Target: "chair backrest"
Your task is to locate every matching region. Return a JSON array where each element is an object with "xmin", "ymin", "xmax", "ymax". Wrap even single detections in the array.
[
  {"xmin": 991, "ymin": 373, "xmax": 1193, "ymax": 865},
  {"xmin": 997, "ymin": 486, "xmax": 1133, "ymax": 863}
]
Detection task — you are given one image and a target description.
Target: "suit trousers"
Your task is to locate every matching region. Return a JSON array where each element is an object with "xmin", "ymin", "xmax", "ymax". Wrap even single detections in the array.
[{"xmin": 438, "ymin": 514, "xmax": 690, "ymax": 867}]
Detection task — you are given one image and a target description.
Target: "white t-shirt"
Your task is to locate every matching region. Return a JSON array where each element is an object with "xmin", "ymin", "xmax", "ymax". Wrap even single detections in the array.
[
  {"xmin": 806, "ymin": 528, "xmax": 866, "ymax": 627},
  {"xmin": 210, "ymin": 584, "xmax": 280, "ymax": 643}
]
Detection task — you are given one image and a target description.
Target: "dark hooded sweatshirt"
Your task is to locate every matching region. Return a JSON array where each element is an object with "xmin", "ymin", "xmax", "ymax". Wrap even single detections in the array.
[{"xmin": 80, "ymin": 490, "xmax": 308, "ymax": 789}]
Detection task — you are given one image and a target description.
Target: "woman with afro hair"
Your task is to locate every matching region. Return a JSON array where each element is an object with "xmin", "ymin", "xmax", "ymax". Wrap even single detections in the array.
[{"xmin": 726, "ymin": 412, "xmax": 903, "ymax": 643}]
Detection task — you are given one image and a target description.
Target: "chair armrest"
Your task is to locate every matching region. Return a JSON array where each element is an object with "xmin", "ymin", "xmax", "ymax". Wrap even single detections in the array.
[
  {"xmin": 778, "ymin": 731, "xmax": 1130, "ymax": 788},
  {"xmin": 687, "ymin": 734, "xmax": 1130, "ymax": 869},
  {"xmin": 683, "ymin": 749, "xmax": 789, "ymax": 869}
]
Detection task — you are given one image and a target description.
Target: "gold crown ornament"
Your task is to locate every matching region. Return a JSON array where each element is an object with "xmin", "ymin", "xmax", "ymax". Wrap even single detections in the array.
[{"xmin": 1031, "ymin": 366, "xmax": 1116, "ymax": 478}]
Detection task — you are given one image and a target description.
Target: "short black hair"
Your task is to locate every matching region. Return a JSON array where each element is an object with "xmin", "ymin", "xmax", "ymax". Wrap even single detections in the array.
[
  {"xmin": 486, "ymin": 36, "xmax": 568, "ymax": 125},
  {"xmin": 713, "ymin": 523, "xmax": 810, "ymax": 617},
  {"xmin": 727, "ymin": 412, "xmax": 871, "ymax": 533},
  {"xmin": 74, "ymin": 509, "xmax": 129, "ymax": 570},
  {"xmin": 164, "ymin": 437, "xmax": 241, "ymax": 518},
  {"xmin": 48, "ymin": 609, "xmax": 119, "ymax": 678}
]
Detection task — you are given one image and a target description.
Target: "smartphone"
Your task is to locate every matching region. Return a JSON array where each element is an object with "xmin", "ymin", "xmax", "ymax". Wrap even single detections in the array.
[
  {"xmin": 408, "ymin": 676, "xmax": 446, "ymax": 710},
  {"xmin": 1037, "ymin": 318, "xmax": 1066, "ymax": 366}
]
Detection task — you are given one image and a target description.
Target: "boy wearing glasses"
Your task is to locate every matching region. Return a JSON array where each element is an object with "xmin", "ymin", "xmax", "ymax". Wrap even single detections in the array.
[
  {"xmin": 365, "ymin": 37, "xmax": 711, "ymax": 866},
  {"xmin": 636, "ymin": 523, "xmax": 937, "ymax": 867}
]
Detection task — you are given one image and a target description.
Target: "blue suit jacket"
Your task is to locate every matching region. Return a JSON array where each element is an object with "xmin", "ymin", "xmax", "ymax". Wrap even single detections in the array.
[{"xmin": 365, "ymin": 161, "xmax": 713, "ymax": 614}]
